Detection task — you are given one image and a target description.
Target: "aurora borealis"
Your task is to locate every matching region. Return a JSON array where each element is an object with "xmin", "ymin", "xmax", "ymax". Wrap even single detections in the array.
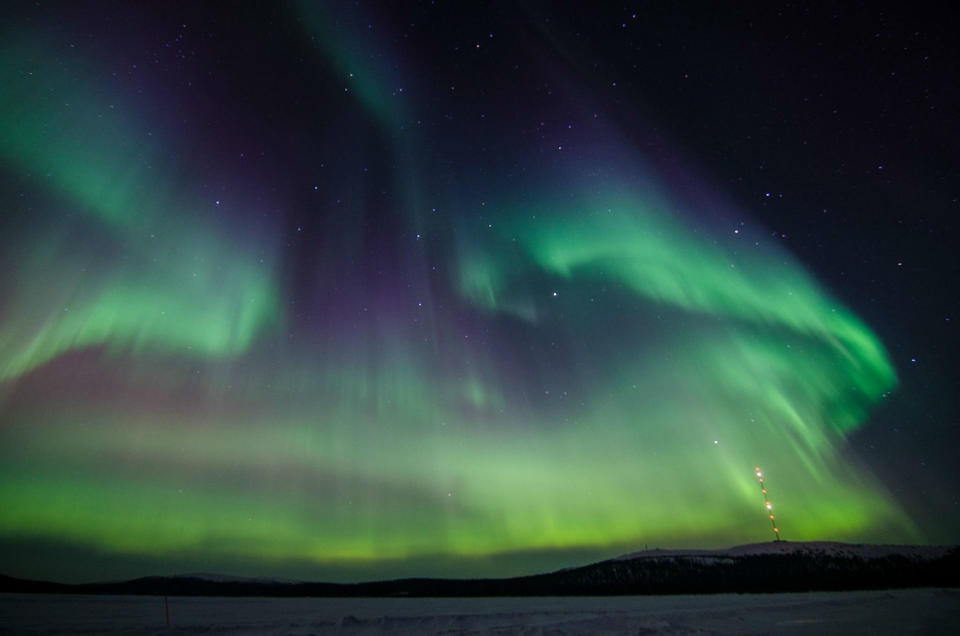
[{"xmin": 1, "ymin": 2, "xmax": 957, "ymax": 583}]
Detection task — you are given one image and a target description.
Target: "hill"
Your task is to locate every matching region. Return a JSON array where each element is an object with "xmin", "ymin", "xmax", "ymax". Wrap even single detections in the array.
[{"xmin": 1, "ymin": 541, "xmax": 956, "ymax": 597}]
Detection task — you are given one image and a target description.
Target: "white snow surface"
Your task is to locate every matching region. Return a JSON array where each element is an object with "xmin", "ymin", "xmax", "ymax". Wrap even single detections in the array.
[
  {"xmin": 615, "ymin": 540, "xmax": 953, "ymax": 562},
  {"xmin": 2, "ymin": 589, "xmax": 958, "ymax": 635}
]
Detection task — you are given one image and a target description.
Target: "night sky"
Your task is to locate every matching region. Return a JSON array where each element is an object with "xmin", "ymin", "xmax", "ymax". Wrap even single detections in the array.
[{"xmin": 1, "ymin": 2, "xmax": 957, "ymax": 584}]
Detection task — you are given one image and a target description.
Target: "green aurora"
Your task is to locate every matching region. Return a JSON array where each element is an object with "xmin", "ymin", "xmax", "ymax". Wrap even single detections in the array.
[{"xmin": 0, "ymin": 9, "xmax": 919, "ymax": 583}]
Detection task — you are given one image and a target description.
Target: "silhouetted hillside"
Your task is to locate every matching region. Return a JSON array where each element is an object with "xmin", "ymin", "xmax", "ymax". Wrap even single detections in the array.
[{"xmin": 2, "ymin": 542, "xmax": 957, "ymax": 597}]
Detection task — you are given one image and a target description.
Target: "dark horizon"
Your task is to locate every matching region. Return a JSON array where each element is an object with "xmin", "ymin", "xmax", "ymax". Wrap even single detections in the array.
[{"xmin": 3, "ymin": 540, "xmax": 957, "ymax": 597}]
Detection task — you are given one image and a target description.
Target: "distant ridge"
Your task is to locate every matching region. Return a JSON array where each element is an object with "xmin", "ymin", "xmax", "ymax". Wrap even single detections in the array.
[
  {"xmin": 616, "ymin": 540, "xmax": 953, "ymax": 561},
  {"xmin": 175, "ymin": 572, "xmax": 304, "ymax": 585},
  {"xmin": 2, "ymin": 542, "xmax": 957, "ymax": 597}
]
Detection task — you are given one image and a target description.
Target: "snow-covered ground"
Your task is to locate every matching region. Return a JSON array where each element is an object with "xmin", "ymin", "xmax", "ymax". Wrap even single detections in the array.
[{"xmin": 2, "ymin": 589, "xmax": 957, "ymax": 635}]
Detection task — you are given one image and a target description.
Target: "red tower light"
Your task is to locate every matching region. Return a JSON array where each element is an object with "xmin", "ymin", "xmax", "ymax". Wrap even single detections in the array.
[{"xmin": 754, "ymin": 466, "xmax": 783, "ymax": 541}]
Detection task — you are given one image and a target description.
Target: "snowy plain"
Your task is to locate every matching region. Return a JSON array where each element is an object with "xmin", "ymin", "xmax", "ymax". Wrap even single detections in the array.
[{"xmin": 2, "ymin": 589, "xmax": 958, "ymax": 635}]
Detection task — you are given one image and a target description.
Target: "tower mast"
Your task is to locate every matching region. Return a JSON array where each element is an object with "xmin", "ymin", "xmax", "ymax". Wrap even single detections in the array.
[{"xmin": 755, "ymin": 467, "xmax": 782, "ymax": 541}]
